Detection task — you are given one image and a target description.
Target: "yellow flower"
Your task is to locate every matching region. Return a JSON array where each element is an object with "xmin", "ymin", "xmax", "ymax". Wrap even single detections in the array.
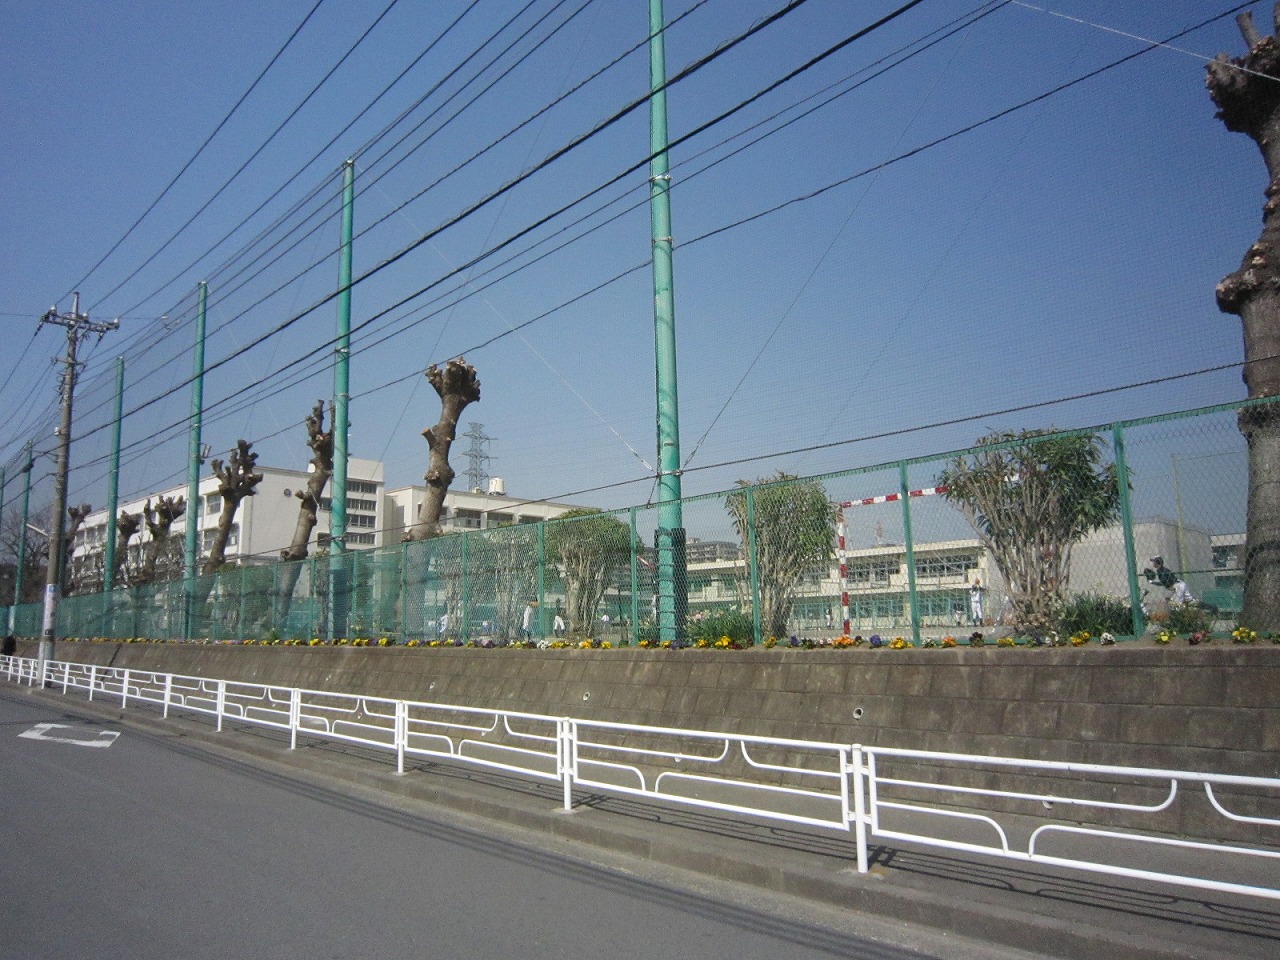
[{"xmin": 600, "ymin": 640, "xmax": 613, "ymax": 649}]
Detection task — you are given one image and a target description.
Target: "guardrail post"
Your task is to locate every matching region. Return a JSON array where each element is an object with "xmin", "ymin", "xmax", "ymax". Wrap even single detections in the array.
[
  {"xmin": 849, "ymin": 744, "xmax": 869, "ymax": 874},
  {"xmin": 290, "ymin": 687, "xmax": 300, "ymax": 750},
  {"xmin": 88, "ymin": 664, "xmax": 97, "ymax": 700},
  {"xmin": 121, "ymin": 668, "xmax": 131, "ymax": 709},
  {"xmin": 396, "ymin": 700, "xmax": 407, "ymax": 775},
  {"xmin": 61, "ymin": 662, "xmax": 70, "ymax": 693},
  {"xmin": 561, "ymin": 718, "xmax": 574, "ymax": 811},
  {"xmin": 163, "ymin": 674, "xmax": 173, "ymax": 718},
  {"xmin": 216, "ymin": 680, "xmax": 226, "ymax": 732}
]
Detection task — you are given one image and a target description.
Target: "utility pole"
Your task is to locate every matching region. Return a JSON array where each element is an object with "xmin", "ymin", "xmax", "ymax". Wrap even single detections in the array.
[
  {"xmin": 184, "ymin": 283, "xmax": 208, "ymax": 640},
  {"xmin": 649, "ymin": 0, "xmax": 687, "ymax": 641},
  {"xmin": 38, "ymin": 293, "xmax": 117, "ymax": 679},
  {"xmin": 10, "ymin": 443, "xmax": 33, "ymax": 634}
]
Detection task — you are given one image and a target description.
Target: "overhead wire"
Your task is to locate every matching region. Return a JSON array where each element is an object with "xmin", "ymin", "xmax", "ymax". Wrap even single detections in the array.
[
  {"xmin": 98, "ymin": 0, "xmax": 541, "ymax": 327},
  {"xmin": 65, "ymin": 0, "xmax": 593, "ymax": 432},
  {"xmin": 62, "ymin": 0, "xmax": 1029, "ymax": 483},
  {"xmin": 87, "ymin": 0, "xmax": 408, "ymax": 315},
  {"xmin": 58, "ymin": 0, "xmax": 330, "ymax": 305},
  {"xmin": 73, "ymin": 0, "xmax": 711, "ymax": 432},
  {"xmin": 53, "ymin": 0, "xmax": 1247, "ymax": 505},
  {"xmin": 62, "ymin": 0, "xmax": 832, "ymax": 456}
]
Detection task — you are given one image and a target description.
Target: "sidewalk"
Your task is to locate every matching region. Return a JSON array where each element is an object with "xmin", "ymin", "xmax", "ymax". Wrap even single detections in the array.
[{"xmin": 17, "ymin": 683, "xmax": 1279, "ymax": 960}]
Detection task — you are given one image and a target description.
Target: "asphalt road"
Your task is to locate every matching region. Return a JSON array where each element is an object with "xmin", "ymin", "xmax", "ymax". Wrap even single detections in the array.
[{"xmin": 1, "ymin": 690, "xmax": 1049, "ymax": 960}]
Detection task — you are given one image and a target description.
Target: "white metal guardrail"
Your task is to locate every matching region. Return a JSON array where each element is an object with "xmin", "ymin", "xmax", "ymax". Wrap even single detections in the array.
[{"xmin": 4, "ymin": 654, "xmax": 1278, "ymax": 902}]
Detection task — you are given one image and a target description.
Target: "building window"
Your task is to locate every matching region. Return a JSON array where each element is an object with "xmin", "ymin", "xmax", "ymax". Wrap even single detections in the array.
[
  {"xmin": 319, "ymin": 496, "xmax": 377, "ymax": 513},
  {"xmin": 914, "ymin": 553, "xmax": 978, "ymax": 579},
  {"xmin": 349, "ymin": 480, "xmax": 378, "ymax": 495},
  {"xmin": 347, "ymin": 531, "xmax": 376, "ymax": 545},
  {"xmin": 452, "ymin": 509, "xmax": 481, "ymax": 529},
  {"xmin": 349, "ymin": 514, "xmax": 375, "ymax": 529},
  {"xmin": 205, "ymin": 493, "xmax": 221, "ymax": 514},
  {"xmin": 848, "ymin": 559, "xmax": 897, "ymax": 584}
]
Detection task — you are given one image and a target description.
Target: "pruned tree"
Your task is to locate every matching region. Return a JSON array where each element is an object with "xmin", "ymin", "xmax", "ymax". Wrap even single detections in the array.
[
  {"xmin": 1207, "ymin": 8, "xmax": 1280, "ymax": 628},
  {"xmin": 62, "ymin": 503, "xmax": 93, "ymax": 595},
  {"xmin": 404, "ymin": 358, "xmax": 480, "ymax": 542},
  {"xmin": 113, "ymin": 510, "xmax": 142, "ymax": 587},
  {"xmin": 282, "ymin": 402, "xmax": 333, "ymax": 563},
  {"xmin": 136, "ymin": 495, "xmax": 186, "ymax": 585},
  {"xmin": 725, "ymin": 473, "xmax": 835, "ymax": 641},
  {"xmin": 547, "ymin": 508, "xmax": 632, "ymax": 634},
  {"xmin": 278, "ymin": 402, "xmax": 334, "ymax": 623},
  {"xmin": 204, "ymin": 440, "xmax": 263, "ymax": 573},
  {"xmin": 939, "ymin": 430, "xmax": 1120, "ymax": 633}
]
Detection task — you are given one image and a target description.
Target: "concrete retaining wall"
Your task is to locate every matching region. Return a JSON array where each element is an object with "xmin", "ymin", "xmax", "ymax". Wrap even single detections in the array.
[{"xmin": 19, "ymin": 640, "xmax": 1280, "ymax": 843}]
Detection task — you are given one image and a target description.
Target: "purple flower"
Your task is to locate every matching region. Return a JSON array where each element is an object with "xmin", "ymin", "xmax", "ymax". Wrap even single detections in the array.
[{"xmin": 869, "ymin": 634, "xmax": 883, "ymax": 647}]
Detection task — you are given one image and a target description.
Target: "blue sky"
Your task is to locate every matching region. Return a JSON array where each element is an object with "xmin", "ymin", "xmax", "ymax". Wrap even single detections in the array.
[{"xmin": 0, "ymin": 0, "xmax": 1267, "ymax": 548}]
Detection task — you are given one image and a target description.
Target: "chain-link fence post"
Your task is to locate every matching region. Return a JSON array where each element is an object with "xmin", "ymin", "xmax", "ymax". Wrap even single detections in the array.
[
  {"xmin": 899, "ymin": 461, "xmax": 921, "ymax": 644},
  {"xmin": 746, "ymin": 485, "xmax": 762, "ymax": 645},
  {"xmin": 1112, "ymin": 422, "xmax": 1144, "ymax": 637}
]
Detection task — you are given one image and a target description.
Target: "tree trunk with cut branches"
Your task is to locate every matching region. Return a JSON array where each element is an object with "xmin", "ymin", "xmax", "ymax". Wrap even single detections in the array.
[
  {"xmin": 1207, "ymin": 8, "xmax": 1280, "ymax": 629},
  {"xmin": 62, "ymin": 503, "xmax": 92, "ymax": 595},
  {"xmin": 136, "ymin": 496, "xmax": 185, "ymax": 586},
  {"xmin": 114, "ymin": 511, "xmax": 141, "ymax": 587},
  {"xmin": 278, "ymin": 402, "xmax": 333, "ymax": 624},
  {"xmin": 404, "ymin": 358, "xmax": 480, "ymax": 542},
  {"xmin": 204, "ymin": 440, "xmax": 263, "ymax": 574}
]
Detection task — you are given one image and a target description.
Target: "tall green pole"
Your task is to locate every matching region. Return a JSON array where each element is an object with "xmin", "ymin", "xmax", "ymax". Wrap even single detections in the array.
[
  {"xmin": 649, "ymin": 0, "xmax": 685, "ymax": 642},
  {"xmin": 11, "ymin": 444, "xmax": 33, "ymax": 634},
  {"xmin": 1113, "ymin": 424, "xmax": 1144, "ymax": 637},
  {"xmin": 330, "ymin": 160, "xmax": 355, "ymax": 639},
  {"xmin": 332, "ymin": 160, "xmax": 354, "ymax": 553},
  {"xmin": 104, "ymin": 357, "xmax": 125, "ymax": 593},
  {"xmin": 0, "ymin": 467, "xmax": 5, "ymax": 634},
  {"xmin": 899, "ymin": 461, "xmax": 921, "ymax": 645},
  {"xmin": 183, "ymin": 282, "xmax": 207, "ymax": 640}
]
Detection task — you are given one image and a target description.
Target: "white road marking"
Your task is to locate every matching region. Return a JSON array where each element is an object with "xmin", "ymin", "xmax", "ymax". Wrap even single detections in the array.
[{"xmin": 18, "ymin": 723, "xmax": 121, "ymax": 748}]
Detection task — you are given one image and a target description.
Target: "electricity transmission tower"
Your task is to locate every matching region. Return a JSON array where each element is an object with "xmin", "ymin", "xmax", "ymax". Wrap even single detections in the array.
[
  {"xmin": 462, "ymin": 422, "xmax": 495, "ymax": 491},
  {"xmin": 37, "ymin": 293, "xmax": 117, "ymax": 674}
]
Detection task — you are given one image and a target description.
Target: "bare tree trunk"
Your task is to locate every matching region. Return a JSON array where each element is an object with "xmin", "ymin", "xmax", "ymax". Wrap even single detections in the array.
[
  {"xmin": 276, "ymin": 404, "xmax": 333, "ymax": 625},
  {"xmin": 404, "ymin": 358, "xmax": 480, "ymax": 542},
  {"xmin": 136, "ymin": 496, "xmax": 185, "ymax": 585},
  {"xmin": 1208, "ymin": 7, "xmax": 1280, "ymax": 628},
  {"xmin": 204, "ymin": 440, "xmax": 263, "ymax": 574},
  {"xmin": 62, "ymin": 503, "xmax": 92, "ymax": 595},
  {"xmin": 114, "ymin": 511, "xmax": 141, "ymax": 587}
]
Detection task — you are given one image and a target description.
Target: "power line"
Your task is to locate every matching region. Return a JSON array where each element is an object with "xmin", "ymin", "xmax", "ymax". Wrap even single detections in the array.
[
  {"xmin": 87, "ymin": 0, "xmax": 406, "ymax": 315},
  {"xmin": 61, "ymin": 0, "xmax": 329, "ymax": 305},
  {"xmin": 97, "ymin": 0, "xmax": 499, "ymax": 329},
  {"xmin": 46, "ymin": 0, "xmax": 1246, "ymax": 500},
  {"xmin": 62, "ymin": 0, "xmax": 829, "ymax": 455}
]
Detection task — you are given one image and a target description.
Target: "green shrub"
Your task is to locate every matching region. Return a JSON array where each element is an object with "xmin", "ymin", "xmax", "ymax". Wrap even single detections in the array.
[
  {"xmin": 1056, "ymin": 592, "xmax": 1134, "ymax": 637},
  {"xmin": 685, "ymin": 608, "xmax": 754, "ymax": 644},
  {"xmin": 1165, "ymin": 601, "xmax": 1213, "ymax": 635}
]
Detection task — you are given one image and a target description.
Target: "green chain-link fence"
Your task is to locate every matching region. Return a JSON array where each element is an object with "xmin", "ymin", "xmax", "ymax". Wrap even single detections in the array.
[{"xmin": 6, "ymin": 397, "xmax": 1269, "ymax": 643}]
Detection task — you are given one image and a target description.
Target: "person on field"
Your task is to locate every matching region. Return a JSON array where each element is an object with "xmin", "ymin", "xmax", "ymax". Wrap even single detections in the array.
[{"xmin": 1143, "ymin": 556, "xmax": 1194, "ymax": 605}]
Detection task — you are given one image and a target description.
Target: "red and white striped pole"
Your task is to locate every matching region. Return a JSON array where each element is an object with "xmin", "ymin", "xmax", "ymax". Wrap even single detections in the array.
[{"xmin": 836, "ymin": 486, "xmax": 947, "ymax": 636}]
